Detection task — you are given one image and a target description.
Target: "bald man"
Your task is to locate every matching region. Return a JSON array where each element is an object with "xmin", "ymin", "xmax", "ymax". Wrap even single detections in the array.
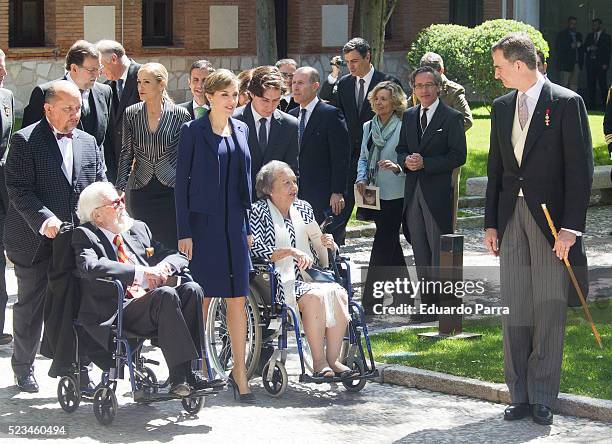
[{"xmin": 5, "ymin": 80, "xmax": 106, "ymax": 392}]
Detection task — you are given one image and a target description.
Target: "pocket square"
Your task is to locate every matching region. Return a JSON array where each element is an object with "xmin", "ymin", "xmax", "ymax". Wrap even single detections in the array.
[{"xmin": 436, "ymin": 128, "xmax": 443, "ymax": 132}]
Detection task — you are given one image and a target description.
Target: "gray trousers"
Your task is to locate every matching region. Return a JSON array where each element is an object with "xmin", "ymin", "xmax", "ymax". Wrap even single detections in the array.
[
  {"xmin": 8, "ymin": 254, "xmax": 50, "ymax": 377},
  {"xmin": 500, "ymin": 198, "xmax": 569, "ymax": 406},
  {"xmin": 406, "ymin": 183, "xmax": 442, "ymax": 305}
]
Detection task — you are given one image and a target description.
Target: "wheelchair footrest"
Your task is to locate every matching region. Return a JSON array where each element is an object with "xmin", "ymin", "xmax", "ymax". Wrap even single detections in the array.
[
  {"xmin": 299, "ymin": 368, "xmax": 379, "ymax": 384},
  {"xmin": 133, "ymin": 387, "xmax": 219, "ymax": 403}
]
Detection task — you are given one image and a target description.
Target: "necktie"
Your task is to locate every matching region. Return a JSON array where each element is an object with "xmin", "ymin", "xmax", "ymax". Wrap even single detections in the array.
[
  {"xmin": 117, "ymin": 79, "xmax": 124, "ymax": 99},
  {"xmin": 56, "ymin": 132, "xmax": 73, "ymax": 140},
  {"xmin": 258, "ymin": 117, "xmax": 268, "ymax": 150},
  {"xmin": 80, "ymin": 90, "xmax": 90, "ymax": 117},
  {"xmin": 421, "ymin": 108, "xmax": 429, "ymax": 134},
  {"xmin": 518, "ymin": 93, "xmax": 529, "ymax": 130},
  {"xmin": 113, "ymin": 235, "xmax": 146, "ymax": 298},
  {"xmin": 298, "ymin": 108, "xmax": 307, "ymax": 143},
  {"xmin": 194, "ymin": 106, "xmax": 205, "ymax": 119},
  {"xmin": 357, "ymin": 78, "xmax": 365, "ymax": 114}
]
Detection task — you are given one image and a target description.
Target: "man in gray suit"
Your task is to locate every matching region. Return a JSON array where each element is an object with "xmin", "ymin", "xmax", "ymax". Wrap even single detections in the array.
[
  {"xmin": 485, "ymin": 33, "xmax": 592, "ymax": 425},
  {"xmin": 5, "ymin": 80, "xmax": 106, "ymax": 392},
  {"xmin": 234, "ymin": 65, "xmax": 299, "ymax": 197},
  {"xmin": 0, "ymin": 48, "xmax": 14, "ymax": 345}
]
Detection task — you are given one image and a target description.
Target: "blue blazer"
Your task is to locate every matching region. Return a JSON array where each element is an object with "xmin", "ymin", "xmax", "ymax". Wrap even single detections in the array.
[{"xmin": 175, "ymin": 115, "xmax": 252, "ymax": 239}]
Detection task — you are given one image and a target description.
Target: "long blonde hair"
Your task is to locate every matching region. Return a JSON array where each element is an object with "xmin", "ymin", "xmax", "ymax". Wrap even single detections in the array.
[{"xmin": 139, "ymin": 62, "xmax": 174, "ymax": 104}]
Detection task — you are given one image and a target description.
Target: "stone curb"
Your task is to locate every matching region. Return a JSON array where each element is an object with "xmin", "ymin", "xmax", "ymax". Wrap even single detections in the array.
[
  {"xmin": 346, "ymin": 214, "xmax": 485, "ymax": 238},
  {"xmin": 376, "ymin": 363, "xmax": 612, "ymax": 423}
]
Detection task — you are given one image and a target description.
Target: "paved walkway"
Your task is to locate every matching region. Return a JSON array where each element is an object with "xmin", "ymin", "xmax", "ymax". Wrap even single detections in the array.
[{"xmin": 0, "ymin": 206, "xmax": 610, "ymax": 443}]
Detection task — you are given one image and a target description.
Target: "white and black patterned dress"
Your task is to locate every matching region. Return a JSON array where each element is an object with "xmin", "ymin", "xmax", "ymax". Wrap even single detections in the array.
[{"xmin": 250, "ymin": 199, "xmax": 322, "ymax": 302}]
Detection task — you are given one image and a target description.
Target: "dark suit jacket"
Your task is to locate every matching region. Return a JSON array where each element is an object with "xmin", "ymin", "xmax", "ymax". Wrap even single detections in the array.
[
  {"xmin": 484, "ymin": 80, "xmax": 593, "ymax": 306},
  {"xmin": 279, "ymin": 97, "xmax": 298, "ymax": 113},
  {"xmin": 73, "ymin": 220, "xmax": 188, "ymax": 328},
  {"xmin": 289, "ymin": 100, "xmax": 350, "ymax": 213},
  {"xmin": 584, "ymin": 31, "xmax": 612, "ymax": 69},
  {"xmin": 175, "ymin": 116, "xmax": 252, "ymax": 239},
  {"xmin": 555, "ymin": 28, "xmax": 584, "ymax": 71},
  {"xmin": 21, "ymin": 77, "xmax": 112, "ymax": 148},
  {"xmin": 320, "ymin": 69, "xmax": 402, "ymax": 156},
  {"xmin": 106, "ymin": 61, "xmax": 142, "ymax": 180},
  {"xmin": 396, "ymin": 101, "xmax": 467, "ymax": 237},
  {"xmin": 0, "ymin": 88, "xmax": 14, "ymax": 214},
  {"xmin": 234, "ymin": 103, "xmax": 299, "ymax": 197},
  {"xmin": 4, "ymin": 120, "xmax": 107, "ymax": 264}
]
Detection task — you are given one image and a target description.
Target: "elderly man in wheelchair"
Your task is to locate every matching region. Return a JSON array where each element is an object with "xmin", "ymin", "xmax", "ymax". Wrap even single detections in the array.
[
  {"xmin": 72, "ymin": 182, "xmax": 215, "ymax": 398},
  {"xmin": 249, "ymin": 161, "xmax": 360, "ymax": 381}
]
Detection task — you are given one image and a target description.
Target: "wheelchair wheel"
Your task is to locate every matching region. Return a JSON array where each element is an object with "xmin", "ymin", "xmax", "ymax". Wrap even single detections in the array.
[
  {"xmin": 57, "ymin": 376, "xmax": 80, "ymax": 413},
  {"xmin": 137, "ymin": 366, "xmax": 158, "ymax": 394},
  {"xmin": 93, "ymin": 387, "xmax": 118, "ymax": 426},
  {"xmin": 341, "ymin": 359, "xmax": 366, "ymax": 392},
  {"xmin": 206, "ymin": 291, "xmax": 262, "ymax": 379},
  {"xmin": 182, "ymin": 395, "xmax": 204, "ymax": 415},
  {"xmin": 262, "ymin": 360, "xmax": 287, "ymax": 398}
]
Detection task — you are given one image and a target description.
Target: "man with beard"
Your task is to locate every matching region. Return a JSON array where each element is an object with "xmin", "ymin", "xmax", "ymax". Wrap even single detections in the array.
[
  {"xmin": 5, "ymin": 80, "xmax": 106, "ymax": 392},
  {"xmin": 72, "ymin": 181, "xmax": 217, "ymax": 396}
]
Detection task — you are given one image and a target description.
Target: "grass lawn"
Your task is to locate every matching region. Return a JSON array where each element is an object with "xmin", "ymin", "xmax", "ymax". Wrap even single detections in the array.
[
  {"xmin": 461, "ymin": 106, "xmax": 610, "ymax": 195},
  {"xmin": 370, "ymin": 302, "xmax": 612, "ymax": 400}
]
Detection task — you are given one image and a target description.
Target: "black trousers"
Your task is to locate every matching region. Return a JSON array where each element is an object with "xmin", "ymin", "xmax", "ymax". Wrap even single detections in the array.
[
  {"xmin": 8, "ymin": 252, "xmax": 50, "ymax": 377},
  {"xmin": 330, "ymin": 153, "xmax": 360, "ymax": 246},
  {"xmin": 123, "ymin": 282, "xmax": 202, "ymax": 370},
  {"xmin": 361, "ymin": 198, "xmax": 411, "ymax": 313},
  {"xmin": 586, "ymin": 64, "xmax": 609, "ymax": 109},
  {"xmin": 0, "ymin": 200, "xmax": 7, "ymax": 334}
]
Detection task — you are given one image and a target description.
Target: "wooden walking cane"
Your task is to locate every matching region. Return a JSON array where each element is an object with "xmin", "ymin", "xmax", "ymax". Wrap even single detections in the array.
[{"xmin": 541, "ymin": 204, "xmax": 603, "ymax": 349}]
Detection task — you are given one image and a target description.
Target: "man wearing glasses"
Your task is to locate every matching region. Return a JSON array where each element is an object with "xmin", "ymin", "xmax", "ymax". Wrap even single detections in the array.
[
  {"xmin": 396, "ymin": 66, "xmax": 467, "ymax": 323},
  {"xmin": 275, "ymin": 59, "xmax": 299, "ymax": 112},
  {"xmin": 5, "ymin": 80, "xmax": 106, "ymax": 392},
  {"xmin": 22, "ymin": 41, "xmax": 112, "ymax": 177}
]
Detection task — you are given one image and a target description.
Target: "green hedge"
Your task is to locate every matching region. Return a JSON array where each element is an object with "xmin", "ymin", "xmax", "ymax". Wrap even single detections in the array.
[{"xmin": 407, "ymin": 19, "xmax": 550, "ymax": 106}]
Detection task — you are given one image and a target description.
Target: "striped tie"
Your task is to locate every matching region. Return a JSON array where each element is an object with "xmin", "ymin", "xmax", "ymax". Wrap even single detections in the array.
[{"xmin": 114, "ymin": 235, "xmax": 132, "ymax": 263}]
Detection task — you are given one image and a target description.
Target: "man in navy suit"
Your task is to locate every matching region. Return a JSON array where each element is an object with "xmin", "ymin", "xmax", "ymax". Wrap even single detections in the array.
[
  {"xmin": 21, "ymin": 41, "xmax": 112, "ymax": 179},
  {"xmin": 179, "ymin": 60, "xmax": 215, "ymax": 120},
  {"xmin": 97, "ymin": 39, "xmax": 142, "ymax": 183},
  {"xmin": 5, "ymin": 80, "xmax": 106, "ymax": 392},
  {"xmin": 290, "ymin": 67, "xmax": 349, "ymax": 242},
  {"xmin": 320, "ymin": 38, "xmax": 402, "ymax": 244},
  {"xmin": 234, "ymin": 65, "xmax": 299, "ymax": 197}
]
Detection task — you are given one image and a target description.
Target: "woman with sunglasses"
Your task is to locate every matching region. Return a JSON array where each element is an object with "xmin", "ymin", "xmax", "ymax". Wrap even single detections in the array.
[{"xmin": 116, "ymin": 62, "xmax": 191, "ymax": 248}]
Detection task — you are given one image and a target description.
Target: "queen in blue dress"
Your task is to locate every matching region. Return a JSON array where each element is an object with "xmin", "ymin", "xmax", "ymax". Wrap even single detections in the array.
[{"xmin": 175, "ymin": 69, "xmax": 255, "ymax": 402}]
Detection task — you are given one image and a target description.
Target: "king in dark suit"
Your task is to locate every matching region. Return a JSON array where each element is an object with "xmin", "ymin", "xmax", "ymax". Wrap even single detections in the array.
[
  {"xmin": 4, "ymin": 80, "xmax": 107, "ymax": 392},
  {"xmin": 485, "ymin": 33, "xmax": 593, "ymax": 425},
  {"xmin": 234, "ymin": 65, "xmax": 299, "ymax": 197},
  {"xmin": 97, "ymin": 40, "xmax": 143, "ymax": 183},
  {"xmin": 396, "ymin": 66, "xmax": 467, "ymax": 320},
  {"xmin": 0, "ymin": 49, "xmax": 14, "ymax": 345},
  {"xmin": 290, "ymin": 67, "xmax": 350, "ymax": 243},
  {"xmin": 21, "ymin": 41, "xmax": 112, "ymax": 177},
  {"xmin": 73, "ymin": 182, "xmax": 213, "ymax": 396},
  {"xmin": 319, "ymin": 37, "xmax": 402, "ymax": 244}
]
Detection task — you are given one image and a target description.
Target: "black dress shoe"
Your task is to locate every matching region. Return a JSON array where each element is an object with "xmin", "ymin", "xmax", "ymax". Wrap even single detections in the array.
[
  {"xmin": 186, "ymin": 371, "xmax": 225, "ymax": 390},
  {"xmin": 503, "ymin": 403, "xmax": 530, "ymax": 420},
  {"xmin": 15, "ymin": 373, "xmax": 39, "ymax": 393},
  {"xmin": 532, "ymin": 403, "xmax": 553, "ymax": 425},
  {"xmin": 0, "ymin": 333, "xmax": 13, "ymax": 345}
]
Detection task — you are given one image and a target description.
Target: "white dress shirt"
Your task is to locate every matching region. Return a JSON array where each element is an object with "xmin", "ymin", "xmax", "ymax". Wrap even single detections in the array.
[
  {"xmin": 251, "ymin": 106, "xmax": 271, "ymax": 142},
  {"xmin": 298, "ymin": 96, "xmax": 320, "ymax": 128},
  {"xmin": 355, "ymin": 65, "xmax": 375, "ymax": 106},
  {"xmin": 192, "ymin": 99, "xmax": 209, "ymax": 115},
  {"xmin": 420, "ymin": 98, "xmax": 440, "ymax": 129},
  {"xmin": 99, "ymin": 226, "xmax": 146, "ymax": 286}
]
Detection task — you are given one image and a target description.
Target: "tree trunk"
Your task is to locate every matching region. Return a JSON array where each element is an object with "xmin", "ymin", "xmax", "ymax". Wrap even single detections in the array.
[
  {"xmin": 352, "ymin": 0, "xmax": 397, "ymax": 68},
  {"xmin": 256, "ymin": 0, "xmax": 277, "ymax": 66}
]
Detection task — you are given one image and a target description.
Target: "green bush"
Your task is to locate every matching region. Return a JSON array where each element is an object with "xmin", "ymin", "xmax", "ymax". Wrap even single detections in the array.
[
  {"xmin": 466, "ymin": 19, "xmax": 549, "ymax": 106},
  {"xmin": 407, "ymin": 24, "xmax": 472, "ymax": 86}
]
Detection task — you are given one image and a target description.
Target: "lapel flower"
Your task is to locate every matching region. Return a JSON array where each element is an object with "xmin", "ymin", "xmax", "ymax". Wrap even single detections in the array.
[{"xmin": 544, "ymin": 108, "xmax": 551, "ymax": 127}]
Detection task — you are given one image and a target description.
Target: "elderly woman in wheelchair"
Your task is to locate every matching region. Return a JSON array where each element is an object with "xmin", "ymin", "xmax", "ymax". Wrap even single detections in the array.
[{"xmin": 249, "ymin": 161, "xmax": 359, "ymax": 380}]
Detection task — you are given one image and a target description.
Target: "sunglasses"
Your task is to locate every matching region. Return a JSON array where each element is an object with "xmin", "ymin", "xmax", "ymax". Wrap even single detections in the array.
[{"xmin": 97, "ymin": 193, "xmax": 126, "ymax": 210}]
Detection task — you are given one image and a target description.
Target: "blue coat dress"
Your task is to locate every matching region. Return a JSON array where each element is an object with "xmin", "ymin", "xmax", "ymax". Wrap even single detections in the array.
[{"xmin": 175, "ymin": 115, "xmax": 252, "ymax": 297}]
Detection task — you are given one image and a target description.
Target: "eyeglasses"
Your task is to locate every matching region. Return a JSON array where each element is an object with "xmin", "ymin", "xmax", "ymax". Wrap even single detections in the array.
[
  {"xmin": 79, "ymin": 65, "xmax": 103, "ymax": 74},
  {"xmin": 96, "ymin": 193, "xmax": 126, "ymax": 210},
  {"xmin": 281, "ymin": 72, "xmax": 294, "ymax": 79},
  {"xmin": 413, "ymin": 83, "xmax": 437, "ymax": 90}
]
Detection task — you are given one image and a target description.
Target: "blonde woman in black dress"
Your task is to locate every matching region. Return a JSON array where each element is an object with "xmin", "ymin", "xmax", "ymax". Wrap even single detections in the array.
[{"xmin": 117, "ymin": 62, "xmax": 191, "ymax": 247}]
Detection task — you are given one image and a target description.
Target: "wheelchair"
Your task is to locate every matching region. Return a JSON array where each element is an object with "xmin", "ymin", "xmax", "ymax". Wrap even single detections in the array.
[
  {"xmin": 57, "ymin": 275, "xmax": 224, "ymax": 425},
  {"xmin": 204, "ymin": 220, "xmax": 379, "ymax": 397}
]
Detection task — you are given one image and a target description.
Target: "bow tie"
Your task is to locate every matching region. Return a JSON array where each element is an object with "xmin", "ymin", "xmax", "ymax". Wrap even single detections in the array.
[{"xmin": 56, "ymin": 132, "xmax": 73, "ymax": 140}]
